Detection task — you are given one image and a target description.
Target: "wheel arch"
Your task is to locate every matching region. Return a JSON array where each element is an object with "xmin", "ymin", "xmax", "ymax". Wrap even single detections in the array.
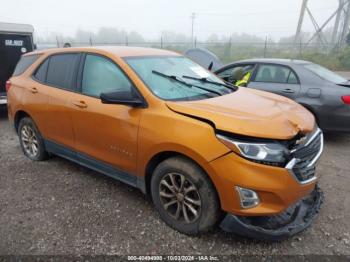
[
  {"xmin": 14, "ymin": 110, "xmax": 32, "ymax": 133},
  {"xmin": 144, "ymin": 151, "xmax": 222, "ymax": 208}
]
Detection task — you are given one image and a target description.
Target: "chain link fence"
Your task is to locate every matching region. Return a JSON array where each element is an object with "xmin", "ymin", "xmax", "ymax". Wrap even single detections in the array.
[{"xmin": 36, "ymin": 40, "xmax": 347, "ymax": 70}]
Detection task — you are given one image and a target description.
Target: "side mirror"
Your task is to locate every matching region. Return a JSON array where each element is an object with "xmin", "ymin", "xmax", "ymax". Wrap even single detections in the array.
[{"xmin": 100, "ymin": 90, "xmax": 145, "ymax": 107}]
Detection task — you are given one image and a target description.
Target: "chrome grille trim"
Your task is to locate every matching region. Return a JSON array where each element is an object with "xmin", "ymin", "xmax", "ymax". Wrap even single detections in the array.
[{"xmin": 285, "ymin": 128, "xmax": 323, "ymax": 184}]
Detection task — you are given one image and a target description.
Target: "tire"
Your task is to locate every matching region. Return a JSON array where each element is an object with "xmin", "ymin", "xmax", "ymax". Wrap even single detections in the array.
[
  {"xmin": 151, "ymin": 156, "xmax": 221, "ymax": 235},
  {"xmin": 18, "ymin": 117, "xmax": 49, "ymax": 161}
]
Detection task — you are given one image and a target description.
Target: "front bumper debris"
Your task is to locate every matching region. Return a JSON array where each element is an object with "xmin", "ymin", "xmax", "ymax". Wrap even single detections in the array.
[{"xmin": 220, "ymin": 185, "xmax": 323, "ymax": 241}]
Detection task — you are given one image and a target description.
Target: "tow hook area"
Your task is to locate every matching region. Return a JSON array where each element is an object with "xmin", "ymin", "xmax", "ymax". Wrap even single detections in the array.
[{"xmin": 220, "ymin": 185, "xmax": 324, "ymax": 241}]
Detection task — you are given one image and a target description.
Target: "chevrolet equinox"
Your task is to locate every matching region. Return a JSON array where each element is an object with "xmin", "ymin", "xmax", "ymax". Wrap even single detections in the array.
[{"xmin": 7, "ymin": 47, "xmax": 324, "ymax": 240}]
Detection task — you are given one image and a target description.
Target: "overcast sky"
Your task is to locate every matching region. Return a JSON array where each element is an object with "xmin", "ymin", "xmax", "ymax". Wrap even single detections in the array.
[{"xmin": 0, "ymin": 0, "xmax": 339, "ymax": 40}]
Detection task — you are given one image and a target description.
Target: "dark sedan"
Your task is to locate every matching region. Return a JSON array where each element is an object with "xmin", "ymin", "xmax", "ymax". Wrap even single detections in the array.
[
  {"xmin": 185, "ymin": 48, "xmax": 350, "ymax": 133},
  {"xmin": 214, "ymin": 59, "xmax": 350, "ymax": 133}
]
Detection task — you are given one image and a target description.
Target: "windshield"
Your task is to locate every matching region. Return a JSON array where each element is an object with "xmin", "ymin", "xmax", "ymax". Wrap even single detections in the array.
[
  {"xmin": 125, "ymin": 56, "xmax": 229, "ymax": 101},
  {"xmin": 304, "ymin": 63, "xmax": 348, "ymax": 84}
]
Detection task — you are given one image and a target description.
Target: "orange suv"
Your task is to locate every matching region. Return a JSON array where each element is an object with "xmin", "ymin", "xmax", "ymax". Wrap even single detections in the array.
[{"xmin": 7, "ymin": 47, "xmax": 323, "ymax": 240}]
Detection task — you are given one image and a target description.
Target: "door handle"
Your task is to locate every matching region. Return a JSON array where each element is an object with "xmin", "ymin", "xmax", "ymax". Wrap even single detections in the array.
[
  {"xmin": 282, "ymin": 88, "xmax": 295, "ymax": 94},
  {"xmin": 72, "ymin": 100, "xmax": 88, "ymax": 108},
  {"xmin": 30, "ymin": 87, "xmax": 38, "ymax": 94}
]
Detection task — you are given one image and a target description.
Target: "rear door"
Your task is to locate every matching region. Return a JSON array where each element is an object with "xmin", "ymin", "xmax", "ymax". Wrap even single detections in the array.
[
  {"xmin": 248, "ymin": 63, "xmax": 301, "ymax": 99},
  {"xmin": 33, "ymin": 53, "xmax": 81, "ymax": 148},
  {"xmin": 0, "ymin": 33, "xmax": 34, "ymax": 95}
]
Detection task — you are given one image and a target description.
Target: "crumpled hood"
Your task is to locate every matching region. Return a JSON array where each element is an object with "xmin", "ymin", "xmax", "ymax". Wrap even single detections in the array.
[{"xmin": 166, "ymin": 88, "xmax": 315, "ymax": 140}]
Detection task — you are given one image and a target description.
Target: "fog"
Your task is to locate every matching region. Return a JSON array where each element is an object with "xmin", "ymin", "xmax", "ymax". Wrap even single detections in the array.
[{"xmin": 1, "ymin": 0, "xmax": 339, "ymax": 42}]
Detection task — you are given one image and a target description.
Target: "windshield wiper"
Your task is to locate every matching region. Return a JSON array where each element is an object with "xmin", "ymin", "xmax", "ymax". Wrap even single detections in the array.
[
  {"xmin": 152, "ymin": 70, "xmax": 222, "ymax": 96},
  {"xmin": 182, "ymin": 75, "xmax": 237, "ymax": 91}
]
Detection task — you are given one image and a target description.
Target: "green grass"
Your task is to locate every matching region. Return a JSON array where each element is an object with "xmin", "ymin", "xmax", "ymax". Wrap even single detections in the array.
[{"xmin": 159, "ymin": 43, "xmax": 350, "ymax": 71}]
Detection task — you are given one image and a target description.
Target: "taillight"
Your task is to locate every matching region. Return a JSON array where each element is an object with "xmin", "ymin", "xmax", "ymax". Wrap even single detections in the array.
[
  {"xmin": 5, "ymin": 81, "xmax": 11, "ymax": 92},
  {"xmin": 342, "ymin": 95, "xmax": 350, "ymax": 105}
]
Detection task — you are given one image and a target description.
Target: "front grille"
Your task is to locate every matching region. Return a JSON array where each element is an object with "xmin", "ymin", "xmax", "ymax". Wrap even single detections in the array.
[{"xmin": 289, "ymin": 130, "xmax": 322, "ymax": 182}]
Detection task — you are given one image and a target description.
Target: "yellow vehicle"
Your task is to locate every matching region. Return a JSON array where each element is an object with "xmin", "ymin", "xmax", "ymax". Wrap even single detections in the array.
[{"xmin": 7, "ymin": 46, "xmax": 323, "ymax": 240}]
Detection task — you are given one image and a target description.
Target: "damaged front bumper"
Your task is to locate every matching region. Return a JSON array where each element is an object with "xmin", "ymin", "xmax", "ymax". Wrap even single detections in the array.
[{"xmin": 220, "ymin": 185, "xmax": 324, "ymax": 241}]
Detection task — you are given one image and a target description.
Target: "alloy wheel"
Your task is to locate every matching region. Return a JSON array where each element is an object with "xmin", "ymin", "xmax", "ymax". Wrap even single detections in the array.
[
  {"xmin": 159, "ymin": 173, "xmax": 201, "ymax": 223},
  {"xmin": 21, "ymin": 125, "xmax": 39, "ymax": 158}
]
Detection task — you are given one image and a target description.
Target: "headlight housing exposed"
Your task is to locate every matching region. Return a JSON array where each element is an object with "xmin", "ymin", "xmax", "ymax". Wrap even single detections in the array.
[{"xmin": 217, "ymin": 134, "xmax": 290, "ymax": 166}]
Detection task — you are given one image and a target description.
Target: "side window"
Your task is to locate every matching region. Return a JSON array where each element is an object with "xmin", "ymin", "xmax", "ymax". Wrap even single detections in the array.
[
  {"xmin": 288, "ymin": 71, "xmax": 299, "ymax": 84},
  {"xmin": 254, "ymin": 64, "xmax": 299, "ymax": 84},
  {"xmin": 34, "ymin": 59, "xmax": 49, "ymax": 82},
  {"xmin": 13, "ymin": 55, "xmax": 40, "ymax": 76},
  {"xmin": 82, "ymin": 54, "xmax": 132, "ymax": 97},
  {"xmin": 46, "ymin": 54, "xmax": 80, "ymax": 90},
  {"xmin": 217, "ymin": 64, "xmax": 254, "ymax": 84},
  {"xmin": 217, "ymin": 66, "xmax": 238, "ymax": 78}
]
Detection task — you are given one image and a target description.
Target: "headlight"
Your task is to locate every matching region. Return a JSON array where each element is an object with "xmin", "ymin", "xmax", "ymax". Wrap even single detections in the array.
[{"xmin": 217, "ymin": 134, "xmax": 290, "ymax": 166}]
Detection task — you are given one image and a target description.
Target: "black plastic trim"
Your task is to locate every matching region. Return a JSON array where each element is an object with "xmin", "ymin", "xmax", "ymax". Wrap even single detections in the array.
[
  {"xmin": 44, "ymin": 139, "xmax": 146, "ymax": 192},
  {"xmin": 220, "ymin": 185, "xmax": 323, "ymax": 241}
]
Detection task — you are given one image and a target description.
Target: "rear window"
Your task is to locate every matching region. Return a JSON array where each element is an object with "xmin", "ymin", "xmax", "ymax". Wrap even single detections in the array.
[
  {"xmin": 254, "ymin": 64, "xmax": 299, "ymax": 84},
  {"xmin": 303, "ymin": 63, "xmax": 347, "ymax": 84},
  {"xmin": 33, "ymin": 59, "xmax": 49, "ymax": 82},
  {"xmin": 46, "ymin": 54, "xmax": 80, "ymax": 90},
  {"xmin": 13, "ymin": 55, "xmax": 39, "ymax": 76}
]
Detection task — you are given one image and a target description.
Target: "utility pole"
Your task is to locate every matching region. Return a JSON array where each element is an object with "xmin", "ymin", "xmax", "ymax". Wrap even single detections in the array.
[
  {"xmin": 263, "ymin": 36, "xmax": 268, "ymax": 58},
  {"xmin": 56, "ymin": 36, "xmax": 59, "ymax": 48},
  {"xmin": 191, "ymin": 12, "xmax": 196, "ymax": 47},
  {"xmin": 89, "ymin": 36, "xmax": 93, "ymax": 46}
]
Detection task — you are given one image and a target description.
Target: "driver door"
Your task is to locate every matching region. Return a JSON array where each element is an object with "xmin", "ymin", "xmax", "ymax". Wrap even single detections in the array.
[
  {"xmin": 71, "ymin": 53, "xmax": 141, "ymax": 175},
  {"xmin": 216, "ymin": 63, "xmax": 256, "ymax": 86}
]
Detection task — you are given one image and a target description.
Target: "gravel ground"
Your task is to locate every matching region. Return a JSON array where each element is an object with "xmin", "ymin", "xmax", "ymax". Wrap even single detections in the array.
[{"xmin": 0, "ymin": 106, "xmax": 350, "ymax": 256}]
